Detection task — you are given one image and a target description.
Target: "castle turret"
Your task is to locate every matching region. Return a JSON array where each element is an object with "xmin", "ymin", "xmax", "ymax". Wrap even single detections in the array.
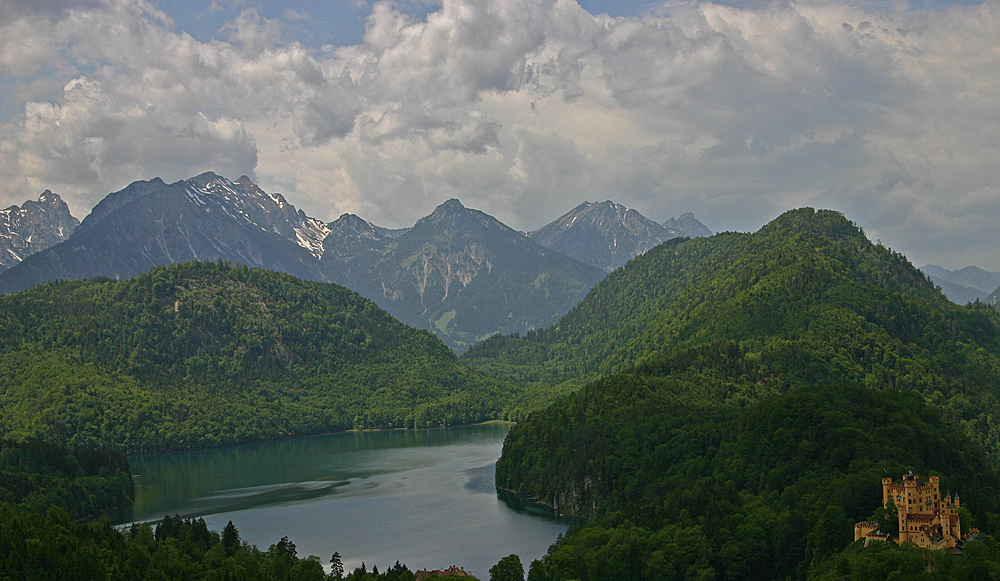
[{"xmin": 863, "ymin": 473, "xmax": 965, "ymax": 550}]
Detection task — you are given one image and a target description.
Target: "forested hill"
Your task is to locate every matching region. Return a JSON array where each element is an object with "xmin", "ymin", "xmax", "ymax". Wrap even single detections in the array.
[
  {"xmin": 500, "ymin": 384, "xmax": 1000, "ymax": 580},
  {"xmin": 465, "ymin": 209, "xmax": 1000, "ymax": 432},
  {"xmin": 491, "ymin": 208, "xmax": 1000, "ymax": 580},
  {"xmin": 0, "ymin": 261, "xmax": 506, "ymax": 453}
]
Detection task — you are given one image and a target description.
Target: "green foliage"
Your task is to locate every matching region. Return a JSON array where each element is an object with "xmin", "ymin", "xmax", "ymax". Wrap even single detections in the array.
[
  {"xmin": 0, "ymin": 506, "xmax": 341, "ymax": 581},
  {"xmin": 490, "ymin": 554, "xmax": 524, "ymax": 581},
  {"xmin": 463, "ymin": 233, "xmax": 746, "ymax": 410},
  {"xmin": 0, "ymin": 260, "xmax": 508, "ymax": 452},
  {"xmin": 0, "ymin": 439, "xmax": 133, "ymax": 520},
  {"xmin": 473, "ymin": 208, "xmax": 1000, "ymax": 455},
  {"xmin": 500, "ymin": 384, "xmax": 1000, "ymax": 581},
  {"xmin": 343, "ymin": 561, "xmax": 420, "ymax": 581},
  {"xmin": 809, "ymin": 535, "xmax": 1000, "ymax": 581}
]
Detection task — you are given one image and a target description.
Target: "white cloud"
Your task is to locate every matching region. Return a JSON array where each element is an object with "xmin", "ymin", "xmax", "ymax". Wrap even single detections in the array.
[{"xmin": 1, "ymin": 0, "xmax": 999, "ymax": 270}]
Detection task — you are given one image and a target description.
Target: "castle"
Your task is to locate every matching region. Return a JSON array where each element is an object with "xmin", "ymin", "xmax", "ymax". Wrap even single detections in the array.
[{"xmin": 855, "ymin": 472, "xmax": 968, "ymax": 550}]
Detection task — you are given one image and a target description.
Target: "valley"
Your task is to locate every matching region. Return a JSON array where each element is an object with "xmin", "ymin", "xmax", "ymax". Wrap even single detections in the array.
[{"xmin": 3, "ymin": 195, "xmax": 1000, "ymax": 581}]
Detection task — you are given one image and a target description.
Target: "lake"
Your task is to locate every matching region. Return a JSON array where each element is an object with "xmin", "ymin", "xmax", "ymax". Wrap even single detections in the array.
[{"xmin": 121, "ymin": 423, "xmax": 569, "ymax": 578}]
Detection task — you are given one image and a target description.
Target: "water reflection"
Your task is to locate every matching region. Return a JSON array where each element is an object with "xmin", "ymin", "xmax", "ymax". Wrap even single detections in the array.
[{"xmin": 122, "ymin": 424, "xmax": 569, "ymax": 578}]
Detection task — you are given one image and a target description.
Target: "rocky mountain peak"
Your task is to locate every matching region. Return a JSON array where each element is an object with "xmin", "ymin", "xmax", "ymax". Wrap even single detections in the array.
[
  {"xmin": 415, "ymin": 198, "xmax": 504, "ymax": 235},
  {"xmin": 530, "ymin": 200, "xmax": 682, "ymax": 272},
  {"xmin": 330, "ymin": 213, "xmax": 372, "ymax": 231},
  {"xmin": 319, "ymin": 199, "xmax": 604, "ymax": 349},
  {"xmin": 0, "ymin": 191, "xmax": 80, "ymax": 270},
  {"xmin": 0, "ymin": 172, "xmax": 344, "ymax": 294},
  {"xmin": 187, "ymin": 171, "xmax": 223, "ymax": 188},
  {"xmin": 664, "ymin": 212, "xmax": 713, "ymax": 238}
]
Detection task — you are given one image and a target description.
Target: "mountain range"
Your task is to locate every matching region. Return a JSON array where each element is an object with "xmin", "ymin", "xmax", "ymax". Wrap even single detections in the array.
[
  {"xmin": 527, "ymin": 201, "xmax": 713, "ymax": 272},
  {"xmin": 920, "ymin": 264, "xmax": 1000, "ymax": 305},
  {"xmin": 322, "ymin": 199, "xmax": 605, "ymax": 348},
  {"xmin": 0, "ymin": 173, "xmax": 338, "ymax": 294},
  {"xmin": 5, "ymin": 201, "xmax": 1000, "ymax": 578},
  {"xmin": 0, "ymin": 174, "xmax": 711, "ymax": 349}
]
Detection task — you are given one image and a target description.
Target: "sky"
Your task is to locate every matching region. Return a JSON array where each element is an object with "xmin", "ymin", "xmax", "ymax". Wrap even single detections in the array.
[{"xmin": 1, "ymin": 0, "xmax": 998, "ymax": 270}]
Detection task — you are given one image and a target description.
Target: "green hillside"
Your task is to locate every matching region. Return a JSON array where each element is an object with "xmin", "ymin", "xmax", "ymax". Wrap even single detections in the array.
[
  {"xmin": 463, "ymin": 232, "xmax": 745, "ymax": 407},
  {"xmin": 489, "ymin": 208, "xmax": 1000, "ymax": 579},
  {"xmin": 502, "ymin": 384, "xmax": 1000, "ymax": 581},
  {"xmin": 0, "ymin": 261, "xmax": 506, "ymax": 453},
  {"xmin": 469, "ymin": 209, "xmax": 1000, "ymax": 451}
]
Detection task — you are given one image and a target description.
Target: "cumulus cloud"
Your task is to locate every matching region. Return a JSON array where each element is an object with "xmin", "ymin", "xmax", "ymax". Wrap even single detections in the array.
[{"xmin": 1, "ymin": 0, "xmax": 999, "ymax": 270}]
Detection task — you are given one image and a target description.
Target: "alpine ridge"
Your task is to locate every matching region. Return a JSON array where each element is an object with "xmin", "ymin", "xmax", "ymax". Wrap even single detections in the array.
[
  {"xmin": 529, "ymin": 200, "xmax": 684, "ymax": 272},
  {"xmin": 0, "ymin": 191, "xmax": 79, "ymax": 271},
  {"xmin": 321, "ymin": 198, "xmax": 606, "ymax": 349},
  {"xmin": 0, "ymin": 173, "xmax": 340, "ymax": 294},
  {"xmin": 663, "ymin": 211, "xmax": 713, "ymax": 238},
  {"xmin": 0, "ymin": 173, "xmax": 712, "ymax": 350}
]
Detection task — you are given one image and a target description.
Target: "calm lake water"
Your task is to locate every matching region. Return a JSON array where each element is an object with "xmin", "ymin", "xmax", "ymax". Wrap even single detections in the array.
[{"xmin": 121, "ymin": 424, "xmax": 568, "ymax": 578}]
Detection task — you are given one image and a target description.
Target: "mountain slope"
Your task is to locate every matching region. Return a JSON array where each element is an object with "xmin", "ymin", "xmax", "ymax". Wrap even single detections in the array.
[
  {"xmin": 0, "ymin": 173, "xmax": 338, "ymax": 295},
  {"xmin": 468, "ymin": 208, "xmax": 1000, "ymax": 441},
  {"xmin": 322, "ymin": 199, "xmax": 606, "ymax": 349},
  {"xmin": 0, "ymin": 261, "xmax": 504, "ymax": 453},
  {"xmin": 0, "ymin": 191, "xmax": 79, "ymax": 271},
  {"xmin": 499, "ymin": 383, "xmax": 1000, "ymax": 581},
  {"xmin": 921, "ymin": 264, "xmax": 1000, "ymax": 294},
  {"xmin": 920, "ymin": 264, "xmax": 1000, "ymax": 304},
  {"xmin": 0, "ymin": 176, "xmax": 603, "ymax": 352},
  {"xmin": 924, "ymin": 275, "xmax": 986, "ymax": 305},
  {"xmin": 529, "ymin": 201, "xmax": 683, "ymax": 272},
  {"xmin": 490, "ymin": 208, "xmax": 1000, "ymax": 580}
]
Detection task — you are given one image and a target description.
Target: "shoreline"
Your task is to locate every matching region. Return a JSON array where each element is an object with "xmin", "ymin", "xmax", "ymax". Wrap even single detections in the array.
[{"xmin": 128, "ymin": 420, "xmax": 517, "ymax": 459}]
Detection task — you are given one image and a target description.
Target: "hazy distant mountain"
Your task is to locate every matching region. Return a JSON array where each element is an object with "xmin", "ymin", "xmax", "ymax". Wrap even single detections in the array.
[
  {"xmin": 920, "ymin": 264, "xmax": 1000, "ymax": 292},
  {"xmin": 0, "ymin": 174, "xmax": 605, "ymax": 350},
  {"xmin": 323, "ymin": 199, "xmax": 606, "ymax": 349},
  {"xmin": 529, "ymin": 201, "xmax": 684, "ymax": 272},
  {"xmin": 664, "ymin": 212, "xmax": 713, "ymax": 238},
  {"xmin": 0, "ymin": 173, "xmax": 339, "ymax": 294},
  {"xmin": 0, "ymin": 191, "xmax": 79, "ymax": 270},
  {"xmin": 986, "ymin": 280, "xmax": 1000, "ymax": 308},
  {"xmin": 919, "ymin": 264, "xmax": 1000, "ymax": 304}
]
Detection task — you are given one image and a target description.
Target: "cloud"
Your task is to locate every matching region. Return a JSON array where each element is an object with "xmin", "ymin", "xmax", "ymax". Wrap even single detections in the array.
[
  {"xmin": 1, "ymin": 0, "xmax": 999, "ymax": 270},
  {"xmin": 2, "ymin": 76, "xmax": 256, "ymax": 211}
]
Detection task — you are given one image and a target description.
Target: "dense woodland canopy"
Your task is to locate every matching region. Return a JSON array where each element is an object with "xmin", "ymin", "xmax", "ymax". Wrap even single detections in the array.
[
  {"xmin": 0, "ymin": 260, "xmax": 510, "ymax": 453},
  {"xmin": 500, "ymin": 383, "xmax": 1000, "ymax": 580},
  {"xmin": 0, "ymin": 260, "xmax": 515, "ymax": 579},
  {"xmin": 5, "ymin": 207, "xmax": 1000, "ymax": 579},
  {"xmin": 469, "ymin": 209, "xmax": 1000, "ymax": 454},
  {"xmin": 482, "ymin": 209, "xmax": 1000, "ymax": 580}
]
